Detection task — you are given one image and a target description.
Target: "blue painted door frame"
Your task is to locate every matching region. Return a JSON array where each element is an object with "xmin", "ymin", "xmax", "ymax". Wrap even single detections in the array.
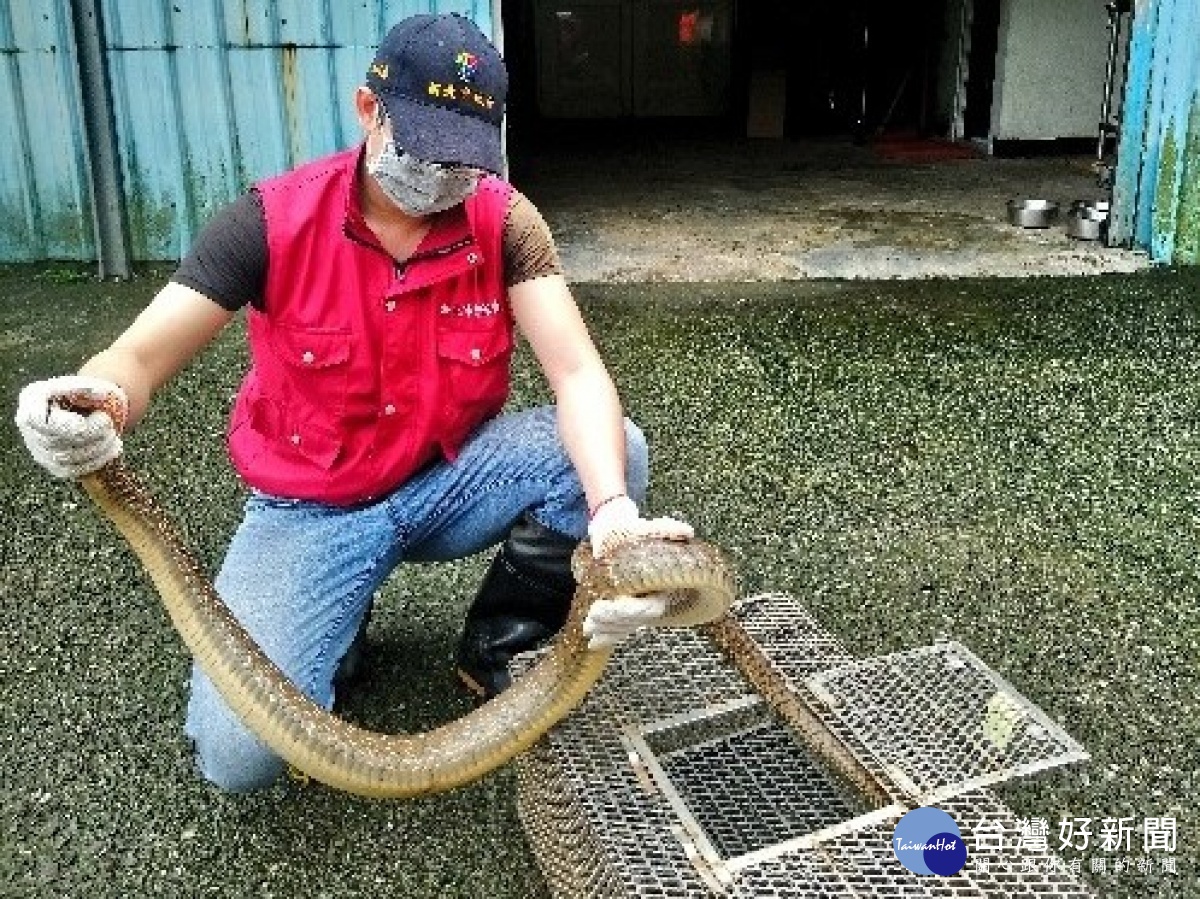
[{"xmin": 1110, "ymin": 0, "xmax": 1200, "ymax": 264}]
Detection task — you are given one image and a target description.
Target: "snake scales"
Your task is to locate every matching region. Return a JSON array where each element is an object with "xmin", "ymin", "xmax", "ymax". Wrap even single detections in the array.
[{"xmin": 78, "ymin": 456, "xmax": 735, "ymax": 798}]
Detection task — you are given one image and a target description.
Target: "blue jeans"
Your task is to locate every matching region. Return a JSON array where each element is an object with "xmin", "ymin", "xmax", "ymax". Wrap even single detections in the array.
[{"xmin": 185, "ymin": 406, "xmax": 648, "ymax": 791}]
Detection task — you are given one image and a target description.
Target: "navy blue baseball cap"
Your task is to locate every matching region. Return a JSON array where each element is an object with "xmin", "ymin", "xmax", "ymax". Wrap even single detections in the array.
[{"xmin": 366, "ymin": 13, "xmax": 508, "ymax": 175}]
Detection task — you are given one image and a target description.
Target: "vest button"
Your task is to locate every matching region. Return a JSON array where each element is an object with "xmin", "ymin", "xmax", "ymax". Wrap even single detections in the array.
[
  {"xmin": 467, "ymin": 252, "xmax": 480, "ymax": 264},
  {"xmin": 470, "ymin": 347, "xmax": 482, "ymax": 361},
  {"xmin": 383, "ymin": 404, "xmax": 396, "ymax": 416},
  {"xmin": 385, "ymin": 300, "xmax": 396, "ymax": 312},
  {"xmin": 301, "ymin": 350, "xmax": 315, "ymax": 364},
  {"xmin": 290, "ymin": 433, "xmax": 301, "ymax": 445}
]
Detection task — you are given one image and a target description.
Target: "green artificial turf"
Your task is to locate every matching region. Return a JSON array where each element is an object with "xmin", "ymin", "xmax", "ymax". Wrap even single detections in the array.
[{"xmin": 1, "ymin": 263, "xmax": 1196, "ymax": 898}]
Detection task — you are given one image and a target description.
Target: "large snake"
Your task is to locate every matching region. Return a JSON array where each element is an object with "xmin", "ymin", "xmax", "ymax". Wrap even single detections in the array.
[{"xmin": 75, "ymin": 428, "xmax": 735, "ymax": 798}]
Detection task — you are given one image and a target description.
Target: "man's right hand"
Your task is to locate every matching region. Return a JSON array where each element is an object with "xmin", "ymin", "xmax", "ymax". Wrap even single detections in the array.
[{"xmin": 14, "ymin": 375, "xmax": 128, "ymax": 479}]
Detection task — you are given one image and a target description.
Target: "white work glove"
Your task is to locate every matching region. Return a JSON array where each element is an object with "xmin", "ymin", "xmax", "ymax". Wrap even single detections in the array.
[
  {"xmin": 14, "ymin": 375, "xmax": 128, "ymax": 479},
  {"xmin": 583, "ymin": 495, "xmax": 694, "ymax": 649}
]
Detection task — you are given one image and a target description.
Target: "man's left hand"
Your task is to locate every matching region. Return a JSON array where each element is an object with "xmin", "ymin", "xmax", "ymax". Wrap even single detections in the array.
[{"xmin": 583, "ymin": 495, "xmax": 693, "ymax": 649}]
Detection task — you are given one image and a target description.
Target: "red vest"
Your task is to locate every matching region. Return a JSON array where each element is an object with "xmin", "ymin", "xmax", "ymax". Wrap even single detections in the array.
[{"xmin": 228, "ymin": 146, "xmax": 514, "ymax": 505}]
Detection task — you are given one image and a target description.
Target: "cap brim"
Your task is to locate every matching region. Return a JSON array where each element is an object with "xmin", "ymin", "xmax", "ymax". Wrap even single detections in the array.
[{"xmin": 380, "ymin": 94, "xmax": 504, "ymax": 175}]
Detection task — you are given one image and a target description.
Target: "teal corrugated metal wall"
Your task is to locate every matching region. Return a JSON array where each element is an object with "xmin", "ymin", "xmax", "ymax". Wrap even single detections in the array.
[
  {"xmin": 0, "ymin": 1, "xmax": 95, "ymax": 260},
  {"xmin": 0, "ymin": 0, "xmax": 494, "ymax": 263},
  {"xmin": 1110, "ymin": 0, "xmax": 1200, "ymax": 264}
]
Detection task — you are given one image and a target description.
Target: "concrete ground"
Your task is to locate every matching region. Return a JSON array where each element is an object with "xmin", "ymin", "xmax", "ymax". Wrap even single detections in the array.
[
  {"xmin": 3, "ymin": 264, "xmax": 1196, "ymax": 899},
  {"xmin": 511, "ymin": 131, "xmax": 1150, "ymax": 282}
]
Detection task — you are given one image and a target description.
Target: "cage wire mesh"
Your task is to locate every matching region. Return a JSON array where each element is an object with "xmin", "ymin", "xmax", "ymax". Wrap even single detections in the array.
[{"xmin": 514, "ymin": 593, "xmax": 1093, "ymax": 897}]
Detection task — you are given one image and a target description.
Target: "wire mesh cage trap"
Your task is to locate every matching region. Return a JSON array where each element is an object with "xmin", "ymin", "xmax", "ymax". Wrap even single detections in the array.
[{"xmin": 514, "ymin": 593, "xmax": 1095, "ymax": 897}]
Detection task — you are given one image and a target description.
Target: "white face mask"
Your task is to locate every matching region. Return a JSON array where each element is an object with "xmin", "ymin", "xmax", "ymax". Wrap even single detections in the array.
[{"xmin": 367, "ymin": 139, "xmax": 481, "ymax": 216}]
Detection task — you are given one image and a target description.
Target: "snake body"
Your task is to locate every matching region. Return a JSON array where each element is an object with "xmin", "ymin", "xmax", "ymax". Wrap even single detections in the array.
[{"xmin": 80, "ymin": 459, "xmax": 735, "ymax": 798}]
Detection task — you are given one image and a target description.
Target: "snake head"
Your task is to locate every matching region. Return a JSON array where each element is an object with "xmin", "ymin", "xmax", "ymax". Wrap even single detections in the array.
[
  {"xmin": 570, "ymin": 536, "xmax": 737, "ymax": 630},
  {"xmin": 57, "ymin": 387, "xmax": 129, "ymax": 433}
]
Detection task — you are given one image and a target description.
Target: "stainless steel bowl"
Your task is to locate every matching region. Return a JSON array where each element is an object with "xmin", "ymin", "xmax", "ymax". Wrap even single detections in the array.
[
  {"xmin": 1007, "ymin": 199, "xmax": 1060, "ymax": 228},
  {"xmin": 1070, "ymin": 199, "xmax": 1110, "ymax": 216},
  {"xmin": 1065, "ymin": 205, "xmax": 1108, "ymax": 240}
]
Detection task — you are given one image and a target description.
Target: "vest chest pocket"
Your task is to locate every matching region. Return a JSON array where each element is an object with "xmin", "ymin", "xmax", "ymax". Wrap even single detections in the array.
[
  {"xmin": 267, "ymin": 324, "xmax": 354, "ymax": 420},
  {"xmin": 436, "ymin": 324, "xmax": 513, "ymax": 433}
]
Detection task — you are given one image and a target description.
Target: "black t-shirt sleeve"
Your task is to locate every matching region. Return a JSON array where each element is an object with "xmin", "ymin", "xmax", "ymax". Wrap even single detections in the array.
[{"xmin": 172, "ymin": 191, "xmax": 268, "ymax": 311}]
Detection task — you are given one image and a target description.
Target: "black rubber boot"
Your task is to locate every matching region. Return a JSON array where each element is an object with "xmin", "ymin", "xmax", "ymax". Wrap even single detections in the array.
[{"xmin": 454, "ymin": 513, "xmax": 579, "ymax": 700}]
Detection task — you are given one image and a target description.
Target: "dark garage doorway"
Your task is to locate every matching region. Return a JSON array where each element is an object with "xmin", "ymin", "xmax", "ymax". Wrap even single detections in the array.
[
  {"xmin": 494, "ymin": 2, "xmax": 1144, "ymax": 284},
  {"xmin": 501, "ymin": 0, "xmax": 952, "ymax": 155}
]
